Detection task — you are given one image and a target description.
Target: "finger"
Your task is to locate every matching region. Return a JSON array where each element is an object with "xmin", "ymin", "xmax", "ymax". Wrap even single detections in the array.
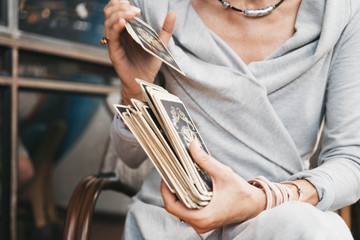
[
  {"xmin": 189, "ymin": 140, "xmax": 229, "ymax": 179},
  {"xmin": 104, "ymin": 4, "xmax": 140, "ymax": 25},
  {"xmin": 158, "ymin": 12, "xmax": 177, "ymax": 46},
  {"xmin": 104, "ymin": 1, "xmax": 138, "ymax": 19},
  {"xmin": 104, "ymin": 4, "xmax": 141, "ymax": 38},
  {"xmin": 105, "ymin": 12, "xmax": 127, "ymax": 40},
  {"xmin": 160, "ymin": 181, "xmax": 195, "ymax": 221},
  {"xmin": 105, "ymin": 0, "xmax": 130, "ymax": 8},
  {"xmin": 160, "ymin": 180, "xmax": 177, "ymax": 203}
]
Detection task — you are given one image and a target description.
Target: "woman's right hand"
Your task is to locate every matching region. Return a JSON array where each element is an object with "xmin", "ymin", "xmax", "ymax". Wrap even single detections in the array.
[{"xmin": 103, "ymin": 0, "xmax": 176, "ymax": 105}]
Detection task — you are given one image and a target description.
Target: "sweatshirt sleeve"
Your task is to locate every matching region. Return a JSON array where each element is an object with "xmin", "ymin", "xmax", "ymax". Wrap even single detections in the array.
[{"xmin": 289, "ymin": 5, "xmax": 360, "ymax": 211}]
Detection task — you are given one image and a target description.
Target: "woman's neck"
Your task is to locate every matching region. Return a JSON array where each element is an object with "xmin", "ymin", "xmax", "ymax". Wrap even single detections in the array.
[{"xmin": 191, "ymin": 0, "xmax": 302, "ymax": 65}]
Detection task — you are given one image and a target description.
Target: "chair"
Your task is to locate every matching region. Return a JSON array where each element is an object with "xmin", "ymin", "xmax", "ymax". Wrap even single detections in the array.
[
  {"xmin": 62, "ymin": 138, "xmax": 353, "ymax": 240},
  {"xmin": 62, "ymin": 138, "xmax": 153, "ymax": 240}
]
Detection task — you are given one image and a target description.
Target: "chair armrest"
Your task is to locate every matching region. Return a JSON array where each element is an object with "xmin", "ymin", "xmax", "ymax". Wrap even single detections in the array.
[{"xmin": 63, "ymin": 172, "xmax": 137, "ymax": 240}]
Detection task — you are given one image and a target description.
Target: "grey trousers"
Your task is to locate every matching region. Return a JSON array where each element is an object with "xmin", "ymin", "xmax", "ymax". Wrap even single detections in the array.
[
  {"xmin": 207, "ymin": 201, "xmax": 353, "ymax": 240},
  {"xmin": 123, "ymin": 200, "xmax": 353, "ymax": 240}
]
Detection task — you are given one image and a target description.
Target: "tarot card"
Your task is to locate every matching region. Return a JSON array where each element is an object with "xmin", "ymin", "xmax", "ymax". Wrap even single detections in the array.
[
  {"xmin": 113, "ymin": 79, "xmax": 213, "ymax": 207},
  {"xmin": 135, "ymin": 80, "xmax": 212, "ymax": 194},
  {"xmin": 114, "ymin": 105, "xmax": 201, "ymax": 207},
  {"xmin": 114, "ymin": 104, "xmax": 207, "ymax": 208},
  {"xmin": 131, "ymin": 98, "xmax": 168, "ymax": 145},
  {"xmin": 136, "ymin": 79, "xmax": 168, "ymax": 130},
  {"xmin": 113, "ymin": 104, "xmax": 176, "ymax": 194},
  {"xmin": 136, "ymin": 78, "xmax": 168, "ymax": 93},
  {"xmin": 131, "ymin": 109, "xmax": 208, "ymax": 208},
  {"xmin": 125, "ymin": 17, "xmax": 185, "ymax": 76},
  {"xmin": 136, "ymin": 78, "xmax": 168, "ymax": 106},
  {"xmin": 147, "ymin": 90, "xmax": 213, "ymax": 195},
  {"xmin": 130, "ymin": 99, "xmax": 212, "ymax": 202}
]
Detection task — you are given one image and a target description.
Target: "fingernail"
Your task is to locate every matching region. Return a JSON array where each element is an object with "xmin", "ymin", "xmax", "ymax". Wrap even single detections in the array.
[
  {"xmin": 192, "ymin": 140, "xmax": 201, "ymax": 151},
  {"xmin": 131, "ymin": 6, "xmax": 141, "ymax": 14},
  {"xmin": 119, "ymin": 18, "xmax": 126, "ymax": 25},
  {"xmin": 125, "ymin": 10, "xmax": 133, "ymax": 16}
]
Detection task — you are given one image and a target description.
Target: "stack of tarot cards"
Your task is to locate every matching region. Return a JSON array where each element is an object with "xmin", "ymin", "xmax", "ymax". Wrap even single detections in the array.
[{"xmin": 114, "ymin": 79, "xmax": 213, "ymax": 209}]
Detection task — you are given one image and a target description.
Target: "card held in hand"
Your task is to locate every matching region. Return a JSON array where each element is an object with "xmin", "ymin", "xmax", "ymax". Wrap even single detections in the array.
[
  {"xmin": 125, "ymin": 17, "xmax": 186, "ymax": 76},
  {"xmin": 114, "ymin": 79, "xmax": 212, "ymax": 208}
]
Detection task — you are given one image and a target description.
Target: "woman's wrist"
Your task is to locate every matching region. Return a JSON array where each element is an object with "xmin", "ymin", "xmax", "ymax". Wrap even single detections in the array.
[
  {"xmin": 121, "ymin": 85, "xmax": 143, "ymax": 105},
  {"xmin": 246, "ymin": 185, "xmax": 268, "ymax": 219},
  {"xmin": 247, "ymin": 176, "xmax": 319, "ymax": 218},
  {"xmin": 282, "ymin": 179, "xmax": 319, "ymax": 206}
]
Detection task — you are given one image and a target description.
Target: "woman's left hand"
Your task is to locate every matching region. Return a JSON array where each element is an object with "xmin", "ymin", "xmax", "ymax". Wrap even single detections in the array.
[{"xmin": 160, "ymin": 141, "xmax": 267, "ymax": 234}]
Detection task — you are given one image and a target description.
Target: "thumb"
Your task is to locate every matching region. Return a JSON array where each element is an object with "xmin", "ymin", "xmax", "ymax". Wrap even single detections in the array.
[
  {"xmin": 158, "ymin": 12, "xmax": 176, "ymax": 46},
  {"xmin": 189, "ymin": 140, "xmax": 225, "ymax": 179}
]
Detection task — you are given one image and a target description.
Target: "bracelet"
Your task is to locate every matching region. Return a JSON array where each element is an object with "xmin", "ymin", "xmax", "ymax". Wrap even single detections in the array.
[
  {"xmin": 248, "ymin": 176, "xmax": 301, "ymax": 210},
  {"xmin": 274, "ymin": 182, "xmax": 293, "ymax": 202},
  {"xmin": 273, "ymin": 182, "xmax": 289, "ymax": 202},
  {"xmin": 281, "ymin": 181, "xmax": 303, "ymax": 201},
  {"xmin": 248, "ymin": 178, "xmax": 273, "ymax": 210},
  {"xmin": 256, "ymin": 176, "xmax": 283, "ymax": 206}
]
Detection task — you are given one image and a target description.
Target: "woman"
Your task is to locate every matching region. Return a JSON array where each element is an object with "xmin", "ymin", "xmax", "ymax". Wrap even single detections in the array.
[{"xmin": 105, "ymin": 0, "xmax": 360, "ymax": 239}]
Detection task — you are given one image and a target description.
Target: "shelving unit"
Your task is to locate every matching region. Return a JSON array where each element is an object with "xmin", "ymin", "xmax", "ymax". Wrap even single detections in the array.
[{"xmin": 0, "ymin": 0, "xmax": 118, "ymax": 239}]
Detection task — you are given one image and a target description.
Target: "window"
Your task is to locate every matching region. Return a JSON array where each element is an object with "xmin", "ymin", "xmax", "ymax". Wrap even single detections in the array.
[
  {"xmin": 0, "ymin": 47, "xmax": 11, "ymax": 76},
  {"xmin": 19, "ymin": 0, "xmax": 107, "ymax": 46},
  {"xmin": 0, "ymin": 0, "xmax": 7, "ymax": 26}
]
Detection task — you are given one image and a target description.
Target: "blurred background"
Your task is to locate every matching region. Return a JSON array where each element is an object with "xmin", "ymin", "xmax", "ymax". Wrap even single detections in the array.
[
  {"xmin": 0, "ymin": 0, "xmax": 133, "ymax": 239},
  {"xmin": 1, "ymin": 1, "xmax": 360, "ymax": 240}
]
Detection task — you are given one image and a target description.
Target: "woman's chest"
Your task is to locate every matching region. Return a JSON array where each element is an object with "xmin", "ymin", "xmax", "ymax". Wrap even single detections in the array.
[{"xmin": 210, "ymin": 22, "xmax": 296, "ymax": 65}]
